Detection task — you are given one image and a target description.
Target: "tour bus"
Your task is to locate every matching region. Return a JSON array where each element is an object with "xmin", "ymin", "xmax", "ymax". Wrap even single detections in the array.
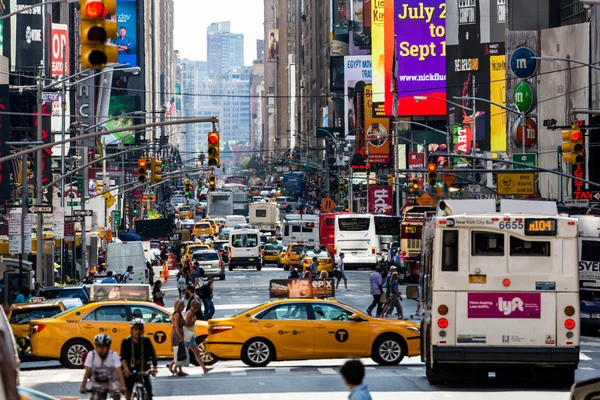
[
  {"xmin": 282, "ymin": 215, "xmax": 319, "ymax": 246},
  {"xmin": 319, "ymin": 212, "xmax": 349, "ymax": 256},
  {"xmin": 333, "ymin": 214, "xmax": 401, "ymax": 269},
  {"xmin": 572, "ymin": 215, "xmax": 600, "ymax": 329},
  {"xmin": 421, "ymin": 199, "xmax": 580, "ymax": 387}
]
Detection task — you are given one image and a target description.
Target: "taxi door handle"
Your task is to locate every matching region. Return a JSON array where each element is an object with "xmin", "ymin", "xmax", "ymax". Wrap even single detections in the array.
[
  {"xmin": 83, "ymin": 324, "xmax": 93, "ymax": 329},
  {"xmin": 316, "ymin": 325, "xmax": 327, "ymax": 328},
  {"xmin": 264, "ymin": 323, "xmax": 274, "ymax": 328}
]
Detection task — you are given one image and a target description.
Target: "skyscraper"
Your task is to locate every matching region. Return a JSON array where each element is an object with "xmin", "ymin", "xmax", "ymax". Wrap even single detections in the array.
[{"xmin": 207, "ymin": 21, "xmax": 244, "ymax": 77}]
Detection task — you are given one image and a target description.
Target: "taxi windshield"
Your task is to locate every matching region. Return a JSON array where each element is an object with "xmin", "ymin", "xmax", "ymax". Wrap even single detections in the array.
[
  {"xmin": 192, "ymin": 252, "xmax": 219, "ymax": 261},
  {"xmin": 305, "ymin": 251, "xmax": 330, "ymax": 259},
  {"xmin": 290, "ymin": 245, "xmax": 305, "ymax": 253},
  {"xmin": 10, "ymin": 307, "xmax": 63, "ymax": 325},
  {"xmin": 179, "ymin": 207, "xmax": 191, "ymax": 212},
  {"xmin": 196, "ymin": 224, "xmax": 210, "ymax": 229}
]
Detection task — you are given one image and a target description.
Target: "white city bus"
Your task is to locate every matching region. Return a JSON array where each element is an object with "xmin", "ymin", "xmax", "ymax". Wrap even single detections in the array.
[
  {"xmin": 333, "ymin": 214, "xmax": 401, "ymax": 269},
  {"xmin": 421, "ymin": 200, "xmax": 580, "ymax": 387},
  {"xmin": 281, "ymin": 216, "xmax": 319, "ymax": 246}
]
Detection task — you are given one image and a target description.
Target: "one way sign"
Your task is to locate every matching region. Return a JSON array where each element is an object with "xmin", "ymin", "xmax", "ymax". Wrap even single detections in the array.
[
  {"xmin": 74, "ymin": 210, "xmax": 93, "ymax": 217},
  {"xmin": 29, "ymin": 206, "xmax": 53, "ymax": 213}
]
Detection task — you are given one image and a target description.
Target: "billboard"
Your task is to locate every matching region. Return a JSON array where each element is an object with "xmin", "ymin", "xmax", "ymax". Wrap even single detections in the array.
[
  {"xmin": 103, "ymin": 95, "xmax": 139, "ymax": 146},
  {"xmin": 11, "ymin": 0, "xmax": 43, "ymax": 70},
  {"xmin": 114, "ymin": 0, "xmax": 137, "ymax": 66},
  {"xmin": 51, "ymin": 24, "xmax": 69, "ymax": 77},
  {"xmin": 344, "ymin": 55, "xmax": 372, "ymax": 141},
  {"xmin": 489, "ymin": 54, "xmax": 506, "ymax": 151},
  {"xmin": 267, "ymin": 29, "xmax": 279, "ymax": 60},
  {"xmin": 0, "ymin": 83, "xmax": 8, "ymax": 204},
  {"xmin": 364, "ymin": 84, "xmax": 390, "ymax": 165},
  {"xmin": 351, "ymin": 0, "xmax": 370, "ymax": 48},
  {"xmin": 394, "ymin": 0, "xmax": 446, "ymax": 116},
  {"xmin": 368, "ymin": 186, "xmax": 392, "ymax": 215},
  {"xmin": 371, "ymin": 0, "xmax": 385, "ymax": 104}
]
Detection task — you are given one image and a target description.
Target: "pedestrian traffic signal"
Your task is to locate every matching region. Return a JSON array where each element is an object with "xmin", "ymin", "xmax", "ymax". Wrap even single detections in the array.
[
  {"xmin": 427, "ymin": 163, "xmax": 437, "ymax": 186},
  {"xmin": 562, "ymin": 125, "xmax": 584, "ymax": 164},
  {"xmin": 150, "ymin": 158, "xmax": 162, "ymax": 182},
  {"xmin": 207, "ymin": 131, "xmax": 220, "ymax": 167},
  {"xmin": 137, "ymin": 158, "xmax": 147, "ymax": 183},
  {"xmin": 208, "ymin": 174, "xmax": 216, "ymax": 191},
  {"xmin": 79, "ymin": 0, "xmax": 118, "ymax": 69},
  {"xmin": 409, "ymin": 178, "xmax": 419, "ymax": 195}
]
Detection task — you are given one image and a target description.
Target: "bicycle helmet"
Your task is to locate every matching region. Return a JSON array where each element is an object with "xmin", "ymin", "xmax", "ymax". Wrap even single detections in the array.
[
  {"xmin": 130, "ymin": 318, "xmax": 145, "ymax": 328},
  {"xmin": 94, "ymin": 334, "xmax": 112, "ymax": 346}
]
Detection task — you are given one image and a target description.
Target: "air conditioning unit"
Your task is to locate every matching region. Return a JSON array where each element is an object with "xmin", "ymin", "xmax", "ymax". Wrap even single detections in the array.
[{"xmin": 300, "ymin": 79, "xmax": 305, "ymax": 88}]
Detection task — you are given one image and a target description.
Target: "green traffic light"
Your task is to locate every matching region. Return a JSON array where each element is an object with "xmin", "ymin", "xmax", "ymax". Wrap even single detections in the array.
[{"xmin": 185, "ymin": 191, "xmax": 190, "ymax": 196}]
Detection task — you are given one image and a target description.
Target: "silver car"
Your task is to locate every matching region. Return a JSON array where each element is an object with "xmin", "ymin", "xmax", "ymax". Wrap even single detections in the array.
[{"xmin": 192, "ymin": 249, "xmax": 226, "ymax": 280}]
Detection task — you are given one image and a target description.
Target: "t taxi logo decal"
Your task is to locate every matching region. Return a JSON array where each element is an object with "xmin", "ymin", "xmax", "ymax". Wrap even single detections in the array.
[
  {"xmin": 154, "ymin": 331, "xmax": 167, "ymax": 344},
  {"xmin": 335, "ymin": 329, "xmax": 349, "ymax": 343}
]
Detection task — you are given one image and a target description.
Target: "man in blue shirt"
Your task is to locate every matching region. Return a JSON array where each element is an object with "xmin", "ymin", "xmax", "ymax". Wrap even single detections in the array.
[
  {"xmin": 340, "ymin": 360, "xmax": 371, "ymax": 400},
  {"xmin": 101, "ymin": 271, "xmax": 117, "ymax": 284},
  {"xmin": 114, "ymin": 27, "xmax": 132, "ymax": 53}
]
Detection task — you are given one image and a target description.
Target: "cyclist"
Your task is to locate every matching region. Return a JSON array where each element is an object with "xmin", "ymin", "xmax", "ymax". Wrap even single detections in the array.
[
  {"xmin": 80, "ymin": 334, "xmax": 126, "ymax": 399},
  {"xmin": 120, "ymin": 318, "xmax": 158, "ymax": 400}
]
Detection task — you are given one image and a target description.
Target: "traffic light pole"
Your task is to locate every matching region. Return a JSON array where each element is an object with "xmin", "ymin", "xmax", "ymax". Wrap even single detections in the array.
[{"xmin": 35, "ymin": 67, "xmax": 44, "ymax": 286}]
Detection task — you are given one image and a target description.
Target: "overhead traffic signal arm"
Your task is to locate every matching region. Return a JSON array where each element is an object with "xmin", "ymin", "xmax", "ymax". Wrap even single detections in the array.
[{"xmin": 80, "ymin": 0, "xmax": 118, "ymax": 69}]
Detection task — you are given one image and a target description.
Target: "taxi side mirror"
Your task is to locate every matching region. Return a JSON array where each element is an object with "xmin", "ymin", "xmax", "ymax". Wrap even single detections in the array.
[{"xmin": 349, "ymin": 313, "xmax": 363, "ymax": 322}]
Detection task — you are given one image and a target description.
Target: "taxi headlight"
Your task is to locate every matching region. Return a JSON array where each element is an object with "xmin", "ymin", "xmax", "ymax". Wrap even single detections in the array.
[{"xmin": 406, "ymin": 326, "xmax": 420, "ymax": 334}]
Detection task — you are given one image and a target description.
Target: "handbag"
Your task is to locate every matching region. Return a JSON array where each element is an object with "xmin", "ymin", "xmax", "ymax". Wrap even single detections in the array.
[
  {"xmin": 176, "ymin": 343, "xmax": 187, "ymax": 361},
  {"xmin": 380, "ymin": 291, "xmax": 388, "ymax": 303}
]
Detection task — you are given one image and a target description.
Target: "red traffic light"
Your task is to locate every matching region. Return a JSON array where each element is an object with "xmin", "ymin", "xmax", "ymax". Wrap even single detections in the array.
[
  {"xmin": 427, "ymin": 163, "xmax": 437, "ymax": 172},
  {"xmin": 139, "ymin": 159, "xmax": 146, "ymax": 167},
  {"xmin": 572, "ymin": 131, "xmax": 582, "ymax": 141},
  {"xmin": 208, "ymin": 133, "xmax": 219, "ymax": 144},
  {"xmin": 84, "ymin": 1, "xmax": 107, "ymax": 18}
]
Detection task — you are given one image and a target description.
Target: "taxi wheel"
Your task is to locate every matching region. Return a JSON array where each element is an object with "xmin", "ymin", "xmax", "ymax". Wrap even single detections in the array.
[
  {"xmin": 195, "ymin": 336, "xmax": 218, "ymax": 366},
  {"xmin": 242, "ymin": 338, "xmax": 273, "ymax": 367},
  {"xmin": 61, "ymin": 339, "xmax": 92, "ymax": 369},
  {"xmin": 372, "ymin": 335, "xmax": 405, "ymax": 365}
]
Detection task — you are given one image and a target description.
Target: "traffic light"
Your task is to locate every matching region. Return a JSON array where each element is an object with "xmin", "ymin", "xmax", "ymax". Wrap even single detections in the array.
[
  {"xmin": 137, "ymin": 158, "xmax": 147, "ymax": 183},
  {"xmin": 150, "ymin": 158, "xmax": 163, "ymax": 182},
  {"xmin": 79, "ymin": 0, "xmax": 118, "ymax": 69},
  {"xmin": 562, "ymin": 125, "xmax": 584, "ymax": 164},
  {"xmin": 359, "ymin": 182, "xmax": 364, "ymax": 191},
  {"xmin": 409, "ymin": 178, "xmax": 419, "ymax": 195},
  {"xmin": 387, "ymin": 174, "xmax": 395, "ymax": 188},
  {"xmin": 199, "ymin": 152, "xmax": 206, "ymax": 165},
  {"xmin": 427, "ymin": 163, "xmax": 437, "ymax": 186},
  {"xmin": 208, "ymin": 174, "xmax": 216, "ymax": 191},
  {"xmin": 339, "ymin": 179, "xmax": 345, "ymax": 193},
  {"xmin": 207, "ymin": 131, "xmax": 220, "ymax": 167},
  {"xmin": 276, "ymin": 178, "xmax": 282, "ymax": 192},
  {"xmin": 184, "ymin": 180, "xmax": 193, "ymax": 197}
]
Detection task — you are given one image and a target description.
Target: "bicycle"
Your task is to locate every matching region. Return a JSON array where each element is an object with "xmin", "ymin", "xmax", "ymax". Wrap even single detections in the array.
[
  {"xmin": 87, "ymin": 386, "xmax": 121, "ymax": 400},
  {"xmin": 130, "ymin": 370, "xmax": 152, "ymax": 400}
]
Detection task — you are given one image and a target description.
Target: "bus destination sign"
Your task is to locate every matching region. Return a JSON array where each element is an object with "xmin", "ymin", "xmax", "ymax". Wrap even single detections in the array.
[{"xmin": 524, "ymin": 218, "xmax": 557, "ymax": 236}]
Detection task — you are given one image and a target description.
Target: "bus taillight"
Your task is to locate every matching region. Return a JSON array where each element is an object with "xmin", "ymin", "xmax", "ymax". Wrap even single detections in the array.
[
  {"xmin": 502, "ymin": 279, "xmax": 511, "ymax": 287},
  {"xmin": 564, "ymin": 319, "xmax": 576, "ymax": 330},
  {"xmin": 564, "ymin": 306, "xmax": 575, "ymax": 316},
  {"xmin": 437, "ymin": 305, "xmax": 448, "ymax": 315},
  {"xmin": 437, "ymin": 318, "xmax": 448, "ymax": 329}
]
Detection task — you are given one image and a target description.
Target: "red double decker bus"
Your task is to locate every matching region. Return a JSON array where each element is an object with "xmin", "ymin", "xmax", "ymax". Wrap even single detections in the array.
[{"xmin": 319, "ymin": 212, "xmax": 349, "ymax": 256}]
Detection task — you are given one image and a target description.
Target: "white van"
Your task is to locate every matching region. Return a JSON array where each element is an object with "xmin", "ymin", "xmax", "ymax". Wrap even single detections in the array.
[
  {"xmin": 106, "ymin": 242, "xmax": 149, "ymax": 284},
  {"xmin": 225, "ymin": 215, "xmax": 247, "ymax": 228},
  {"xmin": 228, "ymin": 228, "xmax": 262, "ymax": 271}
]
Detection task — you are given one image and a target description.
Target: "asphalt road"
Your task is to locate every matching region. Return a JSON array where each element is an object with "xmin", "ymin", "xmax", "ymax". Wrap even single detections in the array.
[{"xmin": 19, "ymin": 266, "xmax": 600, "ymax": 399}]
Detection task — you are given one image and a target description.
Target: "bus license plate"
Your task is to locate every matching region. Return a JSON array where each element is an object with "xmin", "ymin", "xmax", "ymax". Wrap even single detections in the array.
[{"xmin": 468, "ymin": 275, "xmax": 487, "ymax": 284}]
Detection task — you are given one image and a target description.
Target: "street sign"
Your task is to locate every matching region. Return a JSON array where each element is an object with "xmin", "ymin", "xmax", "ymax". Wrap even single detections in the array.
[
  {"xmin": 65, "ymin": 215, "xmax": 83, "ymax": 223},
  {"xmin": 67, "ymin": 201, "xmax": 79, "ymax": 207},
  {"xmin": 113, "ymin": 210, "xmax": 121, "ymax": 225},
  {"xmin": 496, "ymin": 172, "xmax": 536, "ymax": 196},
  {"xmin": 441, "ymin": 170, "xmax": 456, "ymax": 187},
  {"xmin": 513, "ymin": 81, "xmax": 536, "ymax": 113},
  {"xmin": 28, "ymin": 205, "xmax": 53, "ymax": 213},
  {"xmin": 105, "ymin": 195, "xmax": 116, "ymax": 208},
  {"xmin": 104, "ymin": 229, "xmax": 113, "ymax": 242},
  {"xmin": 416, "ymin": 192, "xmax": 435, "ymax": 206},
  {"xmin": 64, "ymin": 221, "xmax": 74, "ymax": 242},
  {"xmin": 8, "ymin": 214, "xmax": 21, "ymax": 254},
  {"xmin": 592, "ymin": 191, "xmax": 600, "ymax": 203},
  {"xmin": 73, "ymin": 209, "xmax": 93, "ymax": 217},
  {"xmin": 54, "ymin": 207, "xmax": 64, "ymax": 239},
  {"xmin": 320, "ymin": 197, "xmax": 337, "ymax": 213},
  {"xmin": 42, "ymin": 92, "xmax": 60, "ymax": 102},
  {"xmin": 512, "ymin": 153, "xmax": 537, "ymax": 170},
  {"xmin": 510, "ymin": 47, "xmax": 537, "ymax": 79},
  {"xmin": 511, "ymin": 117, "xmax": 538, "ymax": 149}
]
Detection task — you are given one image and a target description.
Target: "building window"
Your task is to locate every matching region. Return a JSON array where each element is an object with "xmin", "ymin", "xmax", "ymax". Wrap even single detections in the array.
[{"xmin": 497, "ymin": 0, "xmax": 506, "ymax": 23}]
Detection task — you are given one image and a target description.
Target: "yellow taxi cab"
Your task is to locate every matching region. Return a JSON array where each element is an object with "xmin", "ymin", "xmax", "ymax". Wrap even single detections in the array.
[
  {"xmin": 193, "ymin": 221, "xmax": 215, "ymax": 237},
  {"xmin": 28, "ymin": 285, "xmax": 213, "ymax": 369},
  {"xmin": 205, "ymin": 298, "xmax": 420, "ymax": 367},
  {"xmin": 248, "ymin": 186, "xmax": 262, "ymax": 197},
  {"xmin": 214, "ymin": 217, "xmax": 226, "ymax": 229},
  {"xmin": 284, "ymin": 243, "xmax": 306, "ymax": 270},
  {"xmin": 262, "ymin": 243, "xmax": 284, "ymax": 267},
  {"xmin": 183, "ymin": 242, "xmax": 212, "ymax": 261},
  {"xmin": 300, "ymin": 250, "xmax": 334, "ymax": 273},
  {"xmin": 203, "ymin": 218, "xmax": 220, "ymax": 235},
  {"xmin": 177, "ymin": 205, "xmax": 193, "ymax": 219},
  {"xmin": 277, "ymin": 245, "xmax": 289, "ymax": 269}
]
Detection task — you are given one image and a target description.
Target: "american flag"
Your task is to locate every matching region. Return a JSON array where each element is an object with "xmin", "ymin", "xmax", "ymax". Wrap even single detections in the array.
[{"xmin": 165, "ymin": 97, "xmax": 176, "ymax": 117}]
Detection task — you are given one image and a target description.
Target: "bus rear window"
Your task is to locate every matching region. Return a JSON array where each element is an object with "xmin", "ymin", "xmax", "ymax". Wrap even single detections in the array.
[
  {"xmin": 338, "ymin": 218, "xmax": 370, "ymax": 231},
  {"xmin": 582, "ymin": 240, "xmax": 600, "ymax": 262},
  {"xmin": 255, "ymin": 209, "xmax": 267, "ymax": 218},
  {"xmin": 442, "ymin": 230, "xmax": 459, "ymax": 271},
  {"xmin": 325, "ymin": 218, "xmax": 335, "ymax": 226},
  {"xmin": 509, "ymin": 236, "xmax": 551, "ymax": 257},
  {"xmin": 471, "ymin": 231, "xmax": 504, "ymax": 256}
]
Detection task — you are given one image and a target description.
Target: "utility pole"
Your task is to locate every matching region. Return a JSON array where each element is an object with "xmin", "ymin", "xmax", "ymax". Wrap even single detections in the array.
[
  {"xmin": 20, "ymin": 153, "xmax": 28, "ymax": 289},
  {"xmin": 471, "ymin": 76, "xmax": 476, "ymax": 156},
  {"xmin": 35, "ymin": 67, "xmax": 44, "ymax": 285},
  {"xmin": 81, "ymin": 124, "xmax": 88, "ymax": 274},
  {"xmin": 60, "ymin": 42, "xmax": 66, "ymax": 277}
]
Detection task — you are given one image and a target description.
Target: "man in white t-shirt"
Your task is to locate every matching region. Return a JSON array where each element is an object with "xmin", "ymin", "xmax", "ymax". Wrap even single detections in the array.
[
  {"xmin": 336, "ymin": 253, "xmax": 348, "ymax": 290},
  {"xmin": 80, "ymin": 334, "xmax": 126, "ymax": 399}
]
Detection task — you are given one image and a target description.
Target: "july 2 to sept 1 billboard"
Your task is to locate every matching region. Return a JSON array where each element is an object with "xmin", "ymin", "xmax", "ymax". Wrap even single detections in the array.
[
  {"xmin": 114, "ymin": 0, "xmax": 137, "ymax": 67},
  {"xmin": 394, "ymin": 0, "xmax": 446, "ymax": 116}
]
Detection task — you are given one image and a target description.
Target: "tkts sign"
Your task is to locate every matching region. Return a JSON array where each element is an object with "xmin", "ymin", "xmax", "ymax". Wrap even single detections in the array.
[{"xmin": 368, "ymin": 185, "xmax": 392, "ymax": 215}]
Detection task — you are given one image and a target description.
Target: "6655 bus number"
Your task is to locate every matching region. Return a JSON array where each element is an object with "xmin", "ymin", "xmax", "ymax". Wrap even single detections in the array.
[{"xmin": 498, "ymin": 221, "xmax": 524, "ymax": 230}]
